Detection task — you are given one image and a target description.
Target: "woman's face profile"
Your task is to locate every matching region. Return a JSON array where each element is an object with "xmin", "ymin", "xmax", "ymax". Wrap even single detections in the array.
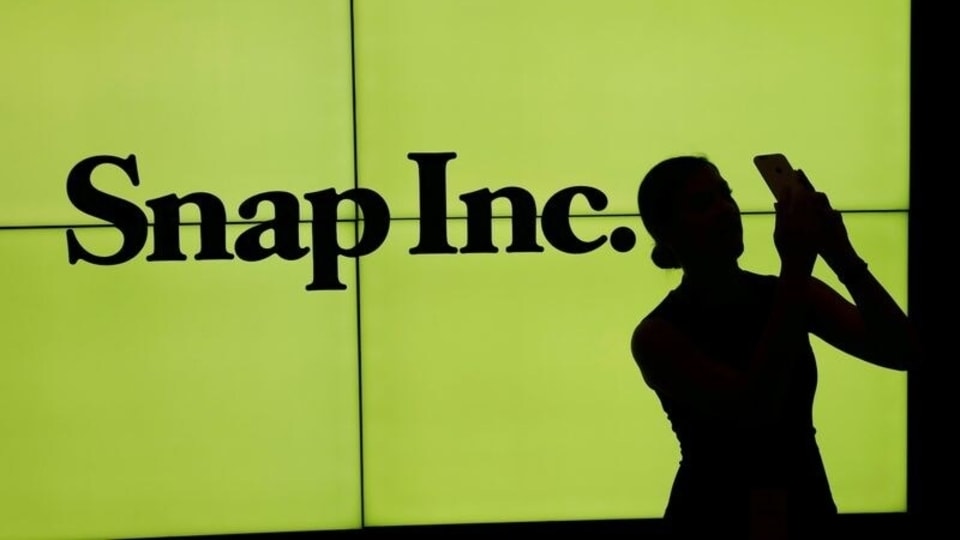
[{"xmin": 668, "ymin": 164, "xmax": 744, "ymax": 268}]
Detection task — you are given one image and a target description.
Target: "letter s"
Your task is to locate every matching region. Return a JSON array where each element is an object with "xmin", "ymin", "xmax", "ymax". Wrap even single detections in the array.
[{"xmin": 66, "ymin": 154, "xmax": 148, "ymax": 265}]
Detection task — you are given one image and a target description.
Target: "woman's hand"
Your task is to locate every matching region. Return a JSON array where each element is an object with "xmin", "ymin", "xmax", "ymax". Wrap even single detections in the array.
[
  {"xmin": 773, "ymin": 187, "xmax": 820, "ymax": 276},
  {"xmin": 777, "ymin": 170, "xmax": 863, "ymax": 279},
  {"xmin": 800, "ymin": 175, "xmax": 861, "ymax": 274}
]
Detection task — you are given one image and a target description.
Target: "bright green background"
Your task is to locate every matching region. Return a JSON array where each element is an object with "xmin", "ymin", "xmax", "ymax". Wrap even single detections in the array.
[
  {"xmin": 0, "ymin": 0, "xmax": 910, "ymax": 538},
  {"xmin": 0, "ymin": 0, "xmax": 355, "ymax": 226},
  {"xmin": 355, "ymin": 0, "xmax": 909, "ymax": 218},
  {"xmin": 0, "ymin": 224, "xmax": 362, "ymax": 539}
]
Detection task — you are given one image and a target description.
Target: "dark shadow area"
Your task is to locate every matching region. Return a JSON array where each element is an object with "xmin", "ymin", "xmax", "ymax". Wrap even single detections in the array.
[
  {"xmin": 628, "ymin": 154, "xmax": 917, "ymax": 538},
  {"xmin": 906, "ymin": 0, "xmax": 954, "ymax": 536}
]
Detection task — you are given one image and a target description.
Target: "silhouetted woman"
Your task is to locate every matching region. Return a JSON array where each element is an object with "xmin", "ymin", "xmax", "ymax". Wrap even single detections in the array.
[{"xmin": 630, "ymin": 156, "xmax": 919, "ymax": 539}]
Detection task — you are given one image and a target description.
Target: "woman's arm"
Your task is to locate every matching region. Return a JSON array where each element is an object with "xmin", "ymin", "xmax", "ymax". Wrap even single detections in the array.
[
  {"xmin": 805, "ymin": 255, "xmax": 920, "ymax": 371},
  {"xmin": 804, "ymin": 192, "xmax": 921, "ymax": 370}
]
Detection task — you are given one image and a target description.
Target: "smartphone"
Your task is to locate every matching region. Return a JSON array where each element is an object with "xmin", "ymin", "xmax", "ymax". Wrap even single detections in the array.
[{"xmin": 753, "ymin": 153, "xmax": 815, "ymax": 202}]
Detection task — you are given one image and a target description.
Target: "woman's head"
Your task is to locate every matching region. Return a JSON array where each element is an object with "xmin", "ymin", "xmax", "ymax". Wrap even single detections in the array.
[{"xmin": 638, "ymin": 155, "xmax": 743, "ymax": 270}]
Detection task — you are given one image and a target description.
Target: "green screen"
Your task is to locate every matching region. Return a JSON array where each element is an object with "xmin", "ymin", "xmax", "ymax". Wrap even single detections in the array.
[
  {"xmin": 0, "ymin": 0, "xmax": 910, "ymax": 538},
  {"xmin": 0, "ymin": 0, "xmax": 356, "ymax": 226},
  {"xmin": 355, "ymin": 0, "xmax": 909, "ymax": 217},
  {"xmin": 0, "ymin": 225, "xmax": 362, "ymax": 539}
]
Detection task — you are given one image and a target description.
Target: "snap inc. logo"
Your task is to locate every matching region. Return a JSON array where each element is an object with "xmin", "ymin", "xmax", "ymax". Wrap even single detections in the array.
[{"xmin": 66, "ymin": 153, "xmax": 639, "ymax": 291}]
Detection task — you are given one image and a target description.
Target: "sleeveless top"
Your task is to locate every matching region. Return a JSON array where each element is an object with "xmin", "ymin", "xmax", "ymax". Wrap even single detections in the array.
[{"xmin": 645, "ymin": 270, "xmax": 837, "ymax": 535}]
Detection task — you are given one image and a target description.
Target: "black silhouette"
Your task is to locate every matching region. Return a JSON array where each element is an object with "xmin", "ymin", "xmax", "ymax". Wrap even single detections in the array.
[{"xmin": 630, "ymin": 156, "xmax": 919, "ymax": 539}]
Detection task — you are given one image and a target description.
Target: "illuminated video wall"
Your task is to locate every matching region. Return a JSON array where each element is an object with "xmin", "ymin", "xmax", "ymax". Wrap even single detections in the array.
[{"xmin": 0, "ymin": 1, "xmax": 909, "ymax": 538}]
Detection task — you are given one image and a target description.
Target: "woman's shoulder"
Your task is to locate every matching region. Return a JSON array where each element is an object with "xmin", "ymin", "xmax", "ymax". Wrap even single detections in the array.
[
  {"xmin": 643, "ymin": 286, "xmax": 685, "ymax": 320},
  {"xmin": 633, "ymin": 268, "xmax": 777, "ymax": 328},
  {"xmin": 632, "ymin": 288, "xmax": 689, "ymax": 348}
]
